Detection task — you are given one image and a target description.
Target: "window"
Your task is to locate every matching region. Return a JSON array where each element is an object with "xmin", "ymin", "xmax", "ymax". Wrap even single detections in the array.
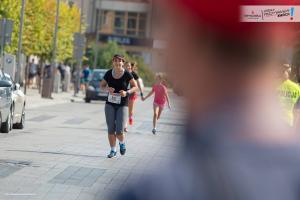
[
  {"xmin": 97, "ymin": 10, "xmax": 109, "ymax": 30},
  {"xmin": 101, "ymin": 11, "xmax": 109, "ymax": 26},
  {"xmin": 138, "ymin": 13, "xmax": 147, "ymax": 37},
  {"xmin": 114, "ymin": 12, "xmax": 125, "ymax": 35},
  {"xmin": 112, "ymin": 11, "xmax": 147, "ymax": 37},
  {"xmin": 127, "ymin": 12, "xmax": 137, "ymax": 36}
]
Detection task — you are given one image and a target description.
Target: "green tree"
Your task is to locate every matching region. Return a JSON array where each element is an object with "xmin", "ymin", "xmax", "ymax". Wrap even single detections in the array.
[
  {"xmin": 57, "ymin": 2, "xmax": 81, "ymax": 62},
  {"xmin": 127, "ymin": 55, "xmax": 155, "ymax": 87},
  {"xmin": 90, "ymin": 41, "xmax": 127, "ymax": 68},
  {"xmin": 0, "ymin": 0, "xmax": 81, "ymax": 62}
]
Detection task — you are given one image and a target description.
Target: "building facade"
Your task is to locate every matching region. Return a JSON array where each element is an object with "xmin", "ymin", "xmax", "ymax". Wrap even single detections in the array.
[{"xmin": 70, "ymin": 0, "xmax": 165, "ymax": 71}]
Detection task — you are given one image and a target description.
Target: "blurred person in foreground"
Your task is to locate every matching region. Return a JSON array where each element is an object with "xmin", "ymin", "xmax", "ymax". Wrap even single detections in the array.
[
  {"xmin": 112, "ymin": 1, "xmax": 300, "ymax": 200},
  {"xmin": 278, "ymin": 64, "xmax": 300, "ymax": 128}
]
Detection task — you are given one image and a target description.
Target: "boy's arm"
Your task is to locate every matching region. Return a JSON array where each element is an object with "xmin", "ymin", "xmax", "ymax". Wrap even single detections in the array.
[{"xmin": 294, "ymin": 96, "xmax": 300, "ymax": 128}]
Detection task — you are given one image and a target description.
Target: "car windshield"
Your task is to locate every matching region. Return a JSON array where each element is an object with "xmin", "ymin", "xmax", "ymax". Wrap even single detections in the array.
[{"xmin": 92, "ymin": 71, "xmax": 105, "ymax": 81}]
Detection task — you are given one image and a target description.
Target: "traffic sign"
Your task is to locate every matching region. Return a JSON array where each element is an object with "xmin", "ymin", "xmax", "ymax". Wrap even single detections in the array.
[{"xmin": 0, "ymin": 19, "xmax": 14, "ymax": 46}]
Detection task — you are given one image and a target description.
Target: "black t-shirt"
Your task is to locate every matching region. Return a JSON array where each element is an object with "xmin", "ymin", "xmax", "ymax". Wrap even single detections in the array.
[
  {"xmin": 131, "ymin": 71, "xmax": 139, "ymax": 80},
  {"xmin": 104, "ymin": 69, "xmax": 133, "ymax": 106}
]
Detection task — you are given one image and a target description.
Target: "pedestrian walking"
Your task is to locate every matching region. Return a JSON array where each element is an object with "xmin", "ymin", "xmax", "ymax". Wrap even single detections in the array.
[
  {"xmin": 81, "ymin": 64, "xmax": 91, "ymax": 92},
  {"xmin": 142, "ymin": 73, "xmax": 171, "ymax": 134},
  {"xmin": 57, "ymin": 63, "xmax": 66, "ymax": 90},
  {"xmin": 100, "ymin": 55, "xmax": 138, "ymax": 158},
  {"xmin": 72, "ymin": 67, "xmax": 80, "ymax": 96},
  {"xmin": 124, "ymin": 62, "xmax": 144, "ymax": 132},
  {"xmin": 63, "ymin": 65, "xmax": 71, "ymax": 92},
  {"xmin": 28, "ymin": 58, "xmax": 37, "ymax": 88},
  {"xmin": 113, "ymin": 1, "xmax": 300, "ymax": 200}
]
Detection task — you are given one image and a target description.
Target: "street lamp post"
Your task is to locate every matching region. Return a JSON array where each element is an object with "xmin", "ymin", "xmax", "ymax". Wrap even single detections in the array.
[
  {"xmin": 52, "ymin": 0, "xmax": 60, "ymax": 69},
  {"xmin": 75, "ymin": 0, "xmax": 84, "ymax": 96},
  {"xmin": 16, "ymin": 0, "xmax": 26, "ymax": 84},
  {"xmin": 50, "ymin": 0, "xmax": 60, "ymax": 97},
  {"xmin": 93, "ymin": 0, "xmax": 101, "ymax": 69},
  {"xmin": 80, "ymin": 0, "xmax": 83, "ymax": 33},
  {"xmin": 42, "ymin": 0, "xmax": 60, "ymax": 98}
]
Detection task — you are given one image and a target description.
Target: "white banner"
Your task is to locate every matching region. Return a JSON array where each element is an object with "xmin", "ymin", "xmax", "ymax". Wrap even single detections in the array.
[{"xmin": 241, "ymin": 6, "xmax": 300, "ymax": 22}]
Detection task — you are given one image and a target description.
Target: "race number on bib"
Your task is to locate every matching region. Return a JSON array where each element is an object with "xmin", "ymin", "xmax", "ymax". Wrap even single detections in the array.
[{"xmin": 108, "ymin": 93, "xmax": 121, "ymax": 104}]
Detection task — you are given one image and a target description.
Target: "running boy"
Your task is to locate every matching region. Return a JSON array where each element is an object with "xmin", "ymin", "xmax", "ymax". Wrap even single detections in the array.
[{"xmin": 142, "ymin": 73, "xmax": 171, "ymax": 134}]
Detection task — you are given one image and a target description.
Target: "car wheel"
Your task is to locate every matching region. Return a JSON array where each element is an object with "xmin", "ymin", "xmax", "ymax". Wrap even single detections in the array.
[
  {"xmin": 1, "ymin": 110, "xmax": 12, "ymax": 133},
  {"xmin": 100, "ymin": 97, "xmax": 107, "ymax": 101},
  {"xmin": 13, "ymin": 106, "xmax": 25, "ymax": 129},
  {"xmin": 10, "ymin": 107, "xmax": 14, "ymax": 131},
  {"xmin": 0, "ymin": 114, "xmax": 2, "ymax": 132},
  {"xmin": 85, "ymin": 98, "xmax": 91, "ymax": 103}
]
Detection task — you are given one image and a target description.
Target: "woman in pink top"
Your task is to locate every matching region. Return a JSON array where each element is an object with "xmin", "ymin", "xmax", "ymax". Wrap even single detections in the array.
[{"xmin": 142, "ymin": 73, "xmax": 171, "ymax": 134}]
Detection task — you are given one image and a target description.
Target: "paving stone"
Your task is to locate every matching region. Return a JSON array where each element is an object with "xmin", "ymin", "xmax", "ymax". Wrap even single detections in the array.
[
  {"xmin": 63, "ymin": 118, "xmax": 89, "ymax": 125},
  {"xmin": 0, "ymin": 164, "xmax": 21, "ymax": 178},
  {"xmin": 49, "ymin": 166, "xmax": 106, "ymax": 187},
  {"xmin": 28, "ymin": 115, "xmax": 56, "ymax": 122}
]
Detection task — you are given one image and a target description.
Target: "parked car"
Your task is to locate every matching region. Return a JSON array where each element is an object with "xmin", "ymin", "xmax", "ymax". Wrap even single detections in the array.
[
  {"xmin": 85, "ymin": 69, "xmax": 108, "ymax": 103},
  {"xmin": 4, "ymin": 74, "xmax": 26, "ymax": 130},
  {"xmin": 0, "ymin": 72, "xmax": 13, "ymax": 133}
]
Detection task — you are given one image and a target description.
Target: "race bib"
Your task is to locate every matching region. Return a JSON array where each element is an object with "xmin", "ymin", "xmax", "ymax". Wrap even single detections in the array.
[{"xmin": 108, "ymin": 93, "xmax": 121, "ymax": 104}]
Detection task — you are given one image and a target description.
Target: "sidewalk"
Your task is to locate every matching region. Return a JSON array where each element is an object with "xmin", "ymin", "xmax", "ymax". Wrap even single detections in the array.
[
  {"xmin": 25, "ymin": 87, "xmax": 156, "ymax": 110},
  {"xmin": 25, "ymin": 88, "xmax": 84, "ymax": 110}
]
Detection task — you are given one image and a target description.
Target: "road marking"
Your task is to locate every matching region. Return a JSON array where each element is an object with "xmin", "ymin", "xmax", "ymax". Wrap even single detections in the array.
[{"xmin": 5, "ymin": 193, "xmax": 36, "ymax": 196}]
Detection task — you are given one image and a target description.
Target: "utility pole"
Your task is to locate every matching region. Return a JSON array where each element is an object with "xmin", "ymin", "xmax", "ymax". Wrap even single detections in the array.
[
  {"xmin": 80, "ymin": 0, "xmax": 84, "ymax": 32},
  {"xmin": 50, "ymin": 0, "xmax": 60, "ymax": 97},
  {"xmin": 16, "ymin": 0, "xmax": 26, "ymax": 84},
  {"xmin": 93, "ymin": 0, "xmax": 101, "ymax": 69},
  {"xmin": 75, "ymin": 0, "xmax": 84, "ymax": 96},
  {"xmin": 0, "ymin": 20, "xmax": 5, "ymax": 70},
  {"xmin": 52, "ymin": 0, "xmax": 60, "ymax": 69},
  {"xmin": 42, "ymin": 0, "xmax": 60, "ymax": 98}
]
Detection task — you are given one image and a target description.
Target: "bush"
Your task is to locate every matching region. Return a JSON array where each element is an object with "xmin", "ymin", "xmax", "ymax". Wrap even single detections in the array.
[{"xmin": 126, "ymin": 55, "xmax": 155, "ymax": 87}]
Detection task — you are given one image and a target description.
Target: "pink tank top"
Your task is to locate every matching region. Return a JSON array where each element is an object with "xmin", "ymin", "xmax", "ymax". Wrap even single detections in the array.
[{"xmin": 152, "ymin": 84, "xmax": 167, "ymax": 105}]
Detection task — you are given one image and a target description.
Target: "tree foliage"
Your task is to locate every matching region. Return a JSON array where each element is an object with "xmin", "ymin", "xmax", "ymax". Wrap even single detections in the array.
[{"xmin": 0, "ymin": 0, "xmax": 81, "ymax": 62}]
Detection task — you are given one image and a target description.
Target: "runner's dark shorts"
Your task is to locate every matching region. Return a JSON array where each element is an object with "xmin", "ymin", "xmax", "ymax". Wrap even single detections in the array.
[{"xmin": 105, "ymin": 103, "xmax": 128, "ymax": 134}]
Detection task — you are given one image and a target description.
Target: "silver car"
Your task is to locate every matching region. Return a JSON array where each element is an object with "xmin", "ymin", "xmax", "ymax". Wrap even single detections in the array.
[{"xmin": 4, "ymin": 74, "xmax": 26, "ymax": 129}]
